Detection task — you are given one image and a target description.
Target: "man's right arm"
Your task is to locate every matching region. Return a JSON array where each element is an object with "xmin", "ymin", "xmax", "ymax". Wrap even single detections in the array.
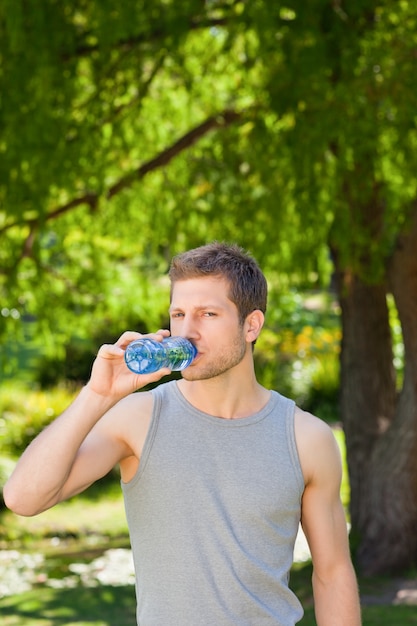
[{"xmin": 3, "ymin": 330, "xmax": 171, "ymax": 516}]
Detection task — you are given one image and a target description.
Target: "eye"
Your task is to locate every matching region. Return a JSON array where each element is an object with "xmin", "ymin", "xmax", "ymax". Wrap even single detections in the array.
[
  {"xmin": 171, "ymin": 311, "xmax": 184, "ymax": 318},
  {"xmin": 203, "ymin": 311, "xmax": 217, "ymax": 317}
]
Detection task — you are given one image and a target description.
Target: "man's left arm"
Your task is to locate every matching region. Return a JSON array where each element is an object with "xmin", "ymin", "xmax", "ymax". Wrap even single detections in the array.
[{"xmin": 296, "ymin": 411, "xmax": 362, "ymax": 626}]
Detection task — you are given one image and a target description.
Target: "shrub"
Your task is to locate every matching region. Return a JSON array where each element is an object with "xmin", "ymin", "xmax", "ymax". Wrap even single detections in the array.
[
  {"xmin": 255, "ymin": 317, "xmax": 341, "ymax": 422},
  {"xmin": 0, "ymin": 384, "xmax": 78, "ymax": 456},
  {"xmin": 0, "ymin": 455, "xmax": 15, "ymax": 508}
]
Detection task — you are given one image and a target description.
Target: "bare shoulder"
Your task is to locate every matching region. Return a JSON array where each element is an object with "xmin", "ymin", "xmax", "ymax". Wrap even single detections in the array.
[
  {"xmin": 115, "ymin": 389, "xmax": 154, "ymax": 416},
  {"xmin": 96, "ymin": 390, "xmax": 155, "ymax": 451},
  {"xmin": 93, "ymin": 390, "xmax": 156, "ymax": 483},
  {"xmin": 293, "ymin": 405, "xmax": 342, "ymax": 485},
  {"xmin": 293, "ymin": 405, "xmax": 335, "ymax": 440}
]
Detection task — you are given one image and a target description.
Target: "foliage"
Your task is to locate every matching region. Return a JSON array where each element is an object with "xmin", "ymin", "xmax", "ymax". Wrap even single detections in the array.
[
  {"xmin": 0, "ymin": 291, "xmax": 341, "ymax": 462},
  {"xmin": 0, "ymin": 455, "xmax": 14, "ymax": 508},
  {"xmin": 0, "ymin": 384, "xmax": 77, "ymax": 455},
  {"xmin": 0, "ymin": 0, "xmax": 333, "ymax": 353},
  {"xmin": 1, "ymin": 0, "xmax": 416, "ymax": 360},
  {"xmin": 387, "ymin": 294, "xmax": 405, "ymax": 388},
  {"xmin": 0, "ymin": 0, "xmax": 410, "ymax": 394},
  {"xmin": 256, "ymin": 290, "xmax": 341, "ymax": 420},
  {"xmin": 2, "ymin": 0, "xmax": 417, "ymax": 574}
]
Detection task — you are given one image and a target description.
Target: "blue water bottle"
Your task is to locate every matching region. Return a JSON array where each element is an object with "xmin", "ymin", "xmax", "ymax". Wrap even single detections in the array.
[{"xmin": 124, "ymin": 336, "xmax": 197, "ymax": 374}]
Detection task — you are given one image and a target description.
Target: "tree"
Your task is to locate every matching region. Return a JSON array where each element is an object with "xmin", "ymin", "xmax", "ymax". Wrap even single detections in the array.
[
  {"xmin": 270, "ymin": 1, "xmax": 417, "ymax": 575},
  {"xmin": 1, "ymin": 0, "xmax": 417, "ymax": 574}
]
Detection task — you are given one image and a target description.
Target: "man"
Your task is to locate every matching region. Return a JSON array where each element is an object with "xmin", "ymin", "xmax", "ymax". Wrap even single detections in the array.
[{"xmin": 4, "ymin": 242, "xmax": 361, "ymax": 625}]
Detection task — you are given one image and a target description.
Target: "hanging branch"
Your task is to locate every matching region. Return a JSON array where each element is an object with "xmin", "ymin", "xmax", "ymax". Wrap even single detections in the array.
[
  {"xmin": 107, "ymin": 109, "xmax": 241, "ymax": 199},
  {"xmin": 50, "ymin": 109, "xmax": 241, "ymax": 219},
  {"xmin": 0, "ymin": 108, "xmax": 243, "ymax": 261},
  {"xmin": 64, "ymin": 1, "xmax": 245, "ymax": 61}
]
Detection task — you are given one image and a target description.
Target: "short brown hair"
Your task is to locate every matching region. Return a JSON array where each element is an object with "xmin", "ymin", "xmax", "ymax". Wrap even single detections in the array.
[{"xmin": 169, "ymin": 242, "xmax": 267, "ymax": 325}]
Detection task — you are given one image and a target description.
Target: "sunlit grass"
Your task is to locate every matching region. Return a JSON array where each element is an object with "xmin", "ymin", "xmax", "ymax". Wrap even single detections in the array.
[
  {"xmin": 0, "ymin": 585, "xmax": 137, "ymax": 625},
  {"xmin": 1, "ymin": 475, "xmax": 416, "ymax": 625}
]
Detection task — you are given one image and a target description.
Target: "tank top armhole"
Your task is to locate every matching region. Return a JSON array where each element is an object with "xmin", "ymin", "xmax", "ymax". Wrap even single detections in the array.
[
  {"xmin": 285, "ymin": 398, "xmax": 305, "ymax": 497},
  {"xmin": 121, "ymin": 386, "xmax": 163, "ymax": 490}
]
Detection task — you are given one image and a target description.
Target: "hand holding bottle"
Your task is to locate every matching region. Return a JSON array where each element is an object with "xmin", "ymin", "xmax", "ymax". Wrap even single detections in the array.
[{"xmin": 86, "ymin": 330, "xmax": 172, "ymax": 400}]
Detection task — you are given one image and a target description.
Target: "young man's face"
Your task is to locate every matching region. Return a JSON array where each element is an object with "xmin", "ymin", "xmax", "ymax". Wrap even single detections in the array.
[{"xmin": 169, "ymin": 276, "xmax": 249, "ymax": 381}]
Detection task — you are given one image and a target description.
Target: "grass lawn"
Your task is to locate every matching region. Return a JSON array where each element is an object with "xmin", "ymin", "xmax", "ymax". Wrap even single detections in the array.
[
  {"xmin": 0, "ymin": 478, "xmax": 128, "ymax": 549},
  {"xmin": 1, "ymin": 481, "xmax": 417, "ymax": 625},
  {"xmin": 0, "ymin": 585, "xmax": 137, "ymax": 626},
  {"xmin": 290, "ymin": 563, "xmax": 417, "ymax": 625},
  {"xmin": 2, "ymin": 580, "xmax": 417, "ymax": 626}
]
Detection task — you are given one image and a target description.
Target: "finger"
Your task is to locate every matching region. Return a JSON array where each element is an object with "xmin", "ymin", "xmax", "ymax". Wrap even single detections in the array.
[
  {"xmin": 132, "ymin": 367, "xmax": 172, "ymax": 387},
  {"xmin": 97, "ymin": 343, "xmax": 125, "ymax": 359},
  {"xmin": 151, "ymin": 329, "xmax": 170, "ymax": 342},
  {"xmin": 115, "ymin": 329, "xmax": 170, "ymax": 349},
  {"xmin": 115, "ymin": 331, "xmax": 144, "ymax": 348}
]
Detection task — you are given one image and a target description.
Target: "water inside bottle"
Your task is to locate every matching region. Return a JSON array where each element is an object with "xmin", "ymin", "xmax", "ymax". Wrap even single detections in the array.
[
  {"xmin": 124, "ymin": 337, "xmax": 196, "ymax": 374},
  {"xmin": 124, "ymin": 341, "xmax": 162, "ymax": 374},
  {"xmin": 166, "ymin": 339, "xmax": 197, "ymax": 371}
]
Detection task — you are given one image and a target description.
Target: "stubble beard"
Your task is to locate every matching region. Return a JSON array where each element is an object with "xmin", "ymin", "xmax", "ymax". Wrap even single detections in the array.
[{"xmin": 181, "ymin": 331, "xmax": 247, "ymax": 382}]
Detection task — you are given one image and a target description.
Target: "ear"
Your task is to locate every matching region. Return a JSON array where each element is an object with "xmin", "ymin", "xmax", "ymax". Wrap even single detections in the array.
[{"xmin": 245, "ymin": 310, "xmax": 264, "ymax": 343}]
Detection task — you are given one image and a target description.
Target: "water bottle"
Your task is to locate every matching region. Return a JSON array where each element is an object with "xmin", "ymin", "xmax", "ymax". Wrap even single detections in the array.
[{"xmin": 124, "ymin": 336, "xmax": 197, "ymax": 374}]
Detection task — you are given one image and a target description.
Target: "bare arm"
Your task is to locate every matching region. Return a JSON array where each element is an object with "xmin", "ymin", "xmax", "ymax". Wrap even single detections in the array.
[
  {"xmin": 3, "ymin": 330, "xmax": 171, "ymax": 516},
  {"xmin": 296, "ymin": 410, "xmax": 362, "ymax": 626}
]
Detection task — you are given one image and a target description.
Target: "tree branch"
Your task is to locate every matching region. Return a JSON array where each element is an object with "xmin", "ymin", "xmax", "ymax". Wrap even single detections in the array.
[
  {"xmin": 107, "ymin": 109, "xmax": 241, "ymax": 199},
  {"xmin": 0, "ymin": 108, "xmax": 243, "ymax": 240},
  {"xmin": 65, "ymin": 3, "xmax": 243, "ymax": 62}
]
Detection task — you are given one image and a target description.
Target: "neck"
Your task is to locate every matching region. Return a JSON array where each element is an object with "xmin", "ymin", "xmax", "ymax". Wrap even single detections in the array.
[{"xmin": 177, "ymin": 374, "xmax": 270, "ymax": 420}]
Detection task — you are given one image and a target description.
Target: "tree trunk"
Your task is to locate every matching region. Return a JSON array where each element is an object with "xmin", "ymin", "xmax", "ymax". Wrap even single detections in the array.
[
  {"xmin": 335, "ymin": 268, "xmax": 396, "ymax": 532},
  {"xmin": 335, "ymin": 208, "xmax": 417, "ymax": 575},
  {"xmin": 356, "ymin": 381, "xmax": 417, "ymax": 574},
  {"xmin": 359, "ymin": 210, "xmax": 417, "ymax": 574}
]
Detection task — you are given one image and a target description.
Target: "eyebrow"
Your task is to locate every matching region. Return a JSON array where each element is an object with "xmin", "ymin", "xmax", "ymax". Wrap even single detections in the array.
[{"xmin": 169, "ymin": 304, "xmax": 224, "ymax": 313}]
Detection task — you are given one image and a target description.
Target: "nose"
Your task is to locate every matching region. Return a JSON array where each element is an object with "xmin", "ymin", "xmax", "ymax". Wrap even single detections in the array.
[
  {"xmin": 183, "ymin": 317, "xmax": 200, "ymax": 343},
  {"xmin": 172, "ymin": 314, "xmax": 199, "ymax": 342}
]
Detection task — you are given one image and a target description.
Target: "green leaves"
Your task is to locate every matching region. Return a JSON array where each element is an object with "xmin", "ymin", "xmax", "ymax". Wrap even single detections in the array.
[{"xmin": 1, "ymin": 0, "xmax": 417, "ymax": 352}]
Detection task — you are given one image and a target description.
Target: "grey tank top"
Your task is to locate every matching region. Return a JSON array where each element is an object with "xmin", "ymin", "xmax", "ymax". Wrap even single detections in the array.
[{"xmin": 122, "ymin": 381, "xmax": 305, "ymax": 626}]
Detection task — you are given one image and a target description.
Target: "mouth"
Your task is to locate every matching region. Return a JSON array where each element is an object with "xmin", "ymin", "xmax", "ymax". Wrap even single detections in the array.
[{"xmin": 190, "ymin": 351, "xmax": 201, "ymax": 365}]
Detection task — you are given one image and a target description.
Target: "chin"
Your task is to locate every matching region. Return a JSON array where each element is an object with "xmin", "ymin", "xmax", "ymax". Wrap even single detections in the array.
[{"xmin": 181, "ymin": 366, "xmax": 209, "ymax": 382}]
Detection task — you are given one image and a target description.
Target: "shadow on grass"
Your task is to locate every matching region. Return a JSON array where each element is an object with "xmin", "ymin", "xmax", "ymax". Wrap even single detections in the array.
[
  {"xmin": 2, "ymin": 562, "xmax": 417, "ymax": 626},
  {"xmin": 0, "ymin": 584, "xmax": 136, "ymax": 626},
  {"xmin": 0, "ymin": 582, "xmax": 317, "ymax": 626}
]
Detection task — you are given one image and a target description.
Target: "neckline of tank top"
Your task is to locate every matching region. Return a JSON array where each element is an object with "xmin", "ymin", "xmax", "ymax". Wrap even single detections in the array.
[{"xmin": 158, "ymin": 381, "xmax": 292, "ymax": 427}]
